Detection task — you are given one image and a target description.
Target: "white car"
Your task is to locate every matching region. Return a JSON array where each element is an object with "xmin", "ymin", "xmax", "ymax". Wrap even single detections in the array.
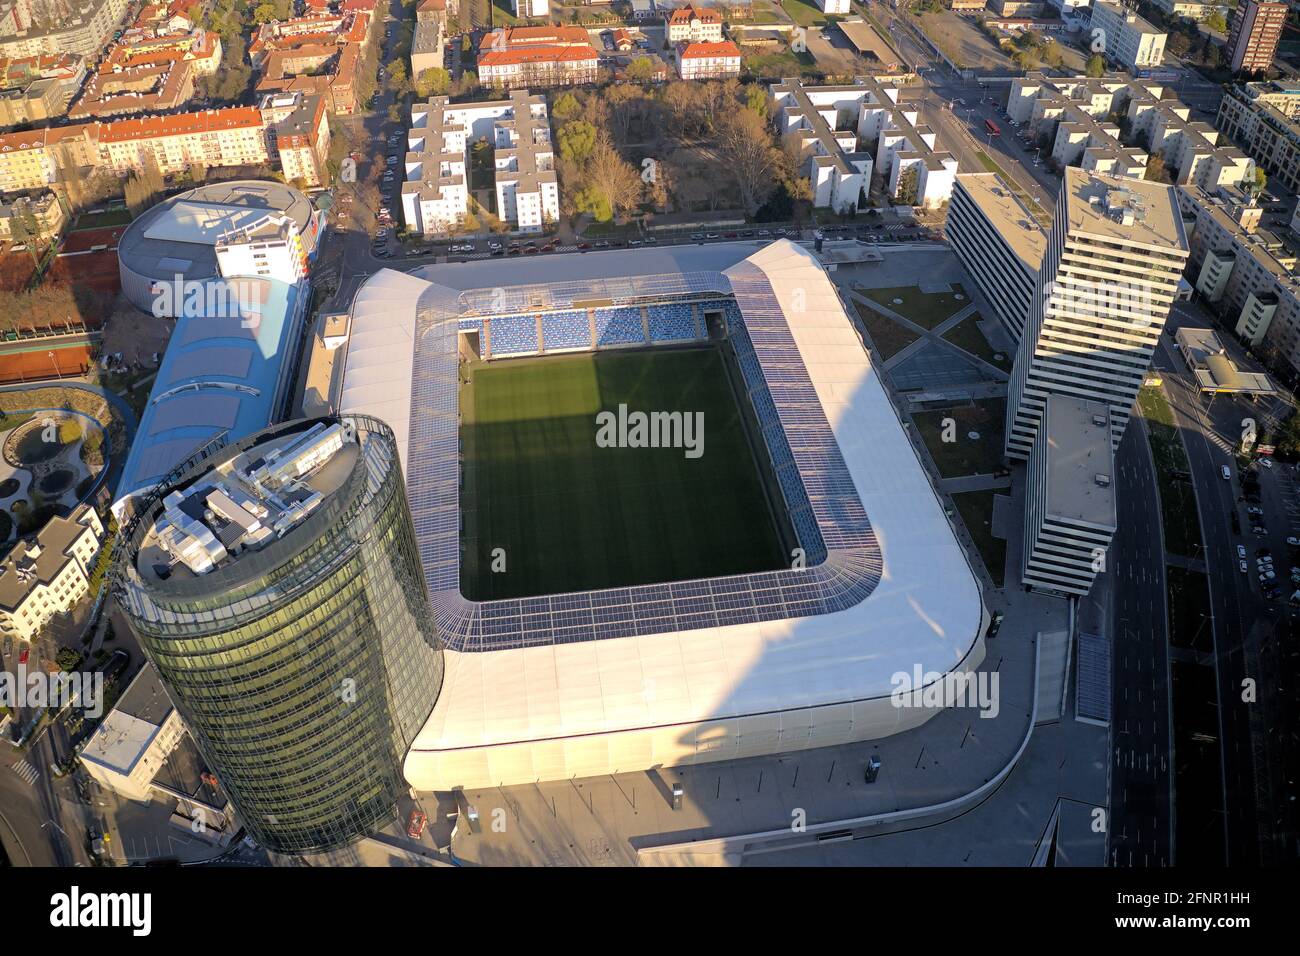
[
  {"xmin": 1259, "ymin": 458, "xmax": 1273, "ymax": 469},
  {"xmin": 1237, "ymin": 544, "xmax": 1247, "ymax": 559},
  {"xmin": 1287, "ymin": 537, "xmax": 1300, "ymax": 547},
  {"xmin": 1240, "ymin": 560, "xmax": 1249, "ymax": 573}
]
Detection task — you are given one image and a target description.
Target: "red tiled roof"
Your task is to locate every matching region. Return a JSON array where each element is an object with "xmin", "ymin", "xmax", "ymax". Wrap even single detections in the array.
[
  {"xmin": 478, "ymin": 45, "xmax": 601, "ymax": 66},
  {"xmin": 500, "ymin": 25, "xmax": 592, "ymax": 45},
  {"xmin": 679, "ymin": 40, "xmax": 741, "ymax": 58},
  {"xmin": 668, "ymin": 5, "xmax": 721, "ymax": 23},
  {"xmin": 99, "ymin": 106, "xmax": 262, "ymax": 143}
]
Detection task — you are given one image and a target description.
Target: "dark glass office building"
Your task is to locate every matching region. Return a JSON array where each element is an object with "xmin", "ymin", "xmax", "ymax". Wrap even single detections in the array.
[{"xmin": 115, "ymin": 415, "xmax": 442, "ymax": 854}]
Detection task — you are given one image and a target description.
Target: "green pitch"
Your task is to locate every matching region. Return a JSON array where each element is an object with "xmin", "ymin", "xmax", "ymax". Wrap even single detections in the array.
[{"xmin": 460, "ymin": 346, "xmax": 786, "ymax": 600}]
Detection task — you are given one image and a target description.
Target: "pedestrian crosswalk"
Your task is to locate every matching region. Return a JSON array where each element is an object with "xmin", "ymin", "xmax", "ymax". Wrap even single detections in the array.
[{"xmin": 12, "ymin": 758, "xmax": 38, "ymax": 787}]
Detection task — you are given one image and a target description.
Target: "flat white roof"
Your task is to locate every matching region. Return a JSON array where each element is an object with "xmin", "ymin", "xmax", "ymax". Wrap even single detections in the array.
[
  {"xmin": 142, "ymin": 201, "xmax": 271, "ymax": 246},
  {"xmin": 342, "ymin": 242, "xmax": 985, "ymax": 767}
]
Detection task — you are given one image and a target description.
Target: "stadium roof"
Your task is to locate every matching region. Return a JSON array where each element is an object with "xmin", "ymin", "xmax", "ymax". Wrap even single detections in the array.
[
  {"xmin": 114, "ymin": 277, "xmax": 305, "ymax": 512},
  {"xmin": 339, "ymin": 241, "xmax": 986, "ymax": 788}
]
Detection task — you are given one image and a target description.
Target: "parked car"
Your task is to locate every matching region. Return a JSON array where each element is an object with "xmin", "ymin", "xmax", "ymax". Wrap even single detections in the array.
[
  {"xmin": 1238, "ymin": 544, "xmax": 1248, "ymax": 559},
  {"xmin": 1222, "ymin": 465, "xmax": 1232, "ymax": 480},
  {"xmin": 1240, "ymin": 560, "xmax": 1249, "ymax": 573}
]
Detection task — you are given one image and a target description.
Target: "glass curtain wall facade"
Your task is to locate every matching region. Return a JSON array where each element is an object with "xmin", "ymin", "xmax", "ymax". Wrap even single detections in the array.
[{"xmin": 115, "ymin": 415, "xmax": 442, "ymax": 854}]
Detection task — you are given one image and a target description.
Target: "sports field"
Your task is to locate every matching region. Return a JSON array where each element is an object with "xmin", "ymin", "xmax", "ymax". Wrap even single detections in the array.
[{"xmin": 460, "ymin": 346, "xmax": 787, "ymax": 600}]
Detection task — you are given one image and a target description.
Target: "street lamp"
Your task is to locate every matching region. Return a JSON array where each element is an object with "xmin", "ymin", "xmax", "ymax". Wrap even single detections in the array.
[{"xmin": 47, "ymin": 350, "xmax": 60, "ymax": 381}]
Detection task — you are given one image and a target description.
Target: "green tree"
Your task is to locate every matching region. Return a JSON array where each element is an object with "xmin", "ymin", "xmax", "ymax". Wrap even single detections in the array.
[
  {"xmin": 558, "ymin": 120, "xmax": 598, "ymax": 163},
  {"xmin": 1206, "ymin": 10, "xmax": 1227, "ymax": 33},
  {"xmin": 574, "ymin": 184, "xmax": 613, "ymax": 222},
  {"xmin": 625, "ymin": 57, "xmax": 658, "ymax": 83},
  {"xmin": 416, "ymin": 67, "xmax": 451, "ymax": 98},
  {"xmin": 1085, "ymin": 53, "xmax": 1106, "ymax": 78},
  {"xmin": 744, "ymin": 83, "xmax": 769, "ymax": 117},
  {"xmin": 552, "ymin": 91, "xmax": 582, "ymax": 123}
]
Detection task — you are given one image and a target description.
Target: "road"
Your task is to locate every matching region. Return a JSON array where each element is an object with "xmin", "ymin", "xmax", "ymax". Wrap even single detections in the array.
[
  {"xmin": 1150, "ymin": 301, "xmax": 1300, "ymax": 864},
  {"xmin": 1109, "ymin": 421, "xmax": 1174, "ymax": 867}
]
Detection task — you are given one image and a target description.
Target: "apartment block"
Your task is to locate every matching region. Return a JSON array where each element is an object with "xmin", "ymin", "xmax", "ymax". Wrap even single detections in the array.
[
  {"xmin": 1089, "ymin": 1, "xmax": 1167, "ymax": 72},
  {"xmin": 1177, "ymin": 183, "xmax": 1300, "ymax": 371},
  {"xmin": 1151, "ymin": 0, "xmax": 1216, "ymax": 19},
  {"xmin": 0, "ymin": 53, "xmax": 86, "ymax": 125},
  {"xmin": 666, "ymin": 4, "xmax": 724, "ymax": 41},
  {"xmin": 251, "ymin": 11, "xmax": 371, "ymax": 115},
  {"xmin": 98, "ymin": 106, "xmax": 270, "ymax": 176},
  {"xmin": 261, "ymin": 92, "xmax": 331, "ymax": 188},
  {"xmin": 947, "ymin": 173, "xmax": 1047, "ymax": 343},
  {"xmin": 0, "ymin": 503, "xmax": 103, "ymax": 643},
  {"xmin": 0, "ymin": 189, "xmax": 64, "ymax": 239},
  {"xmin": 772, "ymin": 76, "xmax": 958, "ymax": 212},
  {"xmin": 411, "ymin": 3, "xmax": 445, "ymax": 75},
  {"xmin": 676, "ymin": 40, "xmax": 741, "ymax": 79},
  {"xmin": 402, "ymin": 91, "xmax": 559, "ymax": 236},
  {"xmin": 1226, "ymin": 0, "xmax": 1286, "ymax": 74},
  {"xmin": 1010, "ymin": 73, "xmax": 1251, "ymax": 191},
  {"xmin": 514, "ymin": 0, "xmax": 549, "ymax": 15},
  {"xmin": 1022, "ymin": 396, "xmax": 1117, "ymax": 597},
  {"xmin": 0, "ymin": 0, "xmax": 130, "ymax": 58},
  {"xmin": 478, "ymin": 28, "xmax": 600, "ymax": 88},
  {"xmin": 1217, "ymin": 81, "xmax": 1300, "ymax": 195},
  {"xmin": 1006, "ymin": 169, "xmax": 1189, "ymax": 459}
]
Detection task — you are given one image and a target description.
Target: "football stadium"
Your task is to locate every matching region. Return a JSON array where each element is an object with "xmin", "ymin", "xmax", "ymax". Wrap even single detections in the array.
[{"xmin": 338, "ymin": 239, "xmax": 989, "ymax": 792}]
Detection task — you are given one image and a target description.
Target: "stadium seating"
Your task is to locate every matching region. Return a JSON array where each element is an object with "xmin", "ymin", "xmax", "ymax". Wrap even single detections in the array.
[
  {"xmin": 647, "ymin": 303, "xmax": 698, "ymax": 342},
  {"xmin": 487, "ymin": 314, "xmax": 540, "ymax": 356},
  {"xmin": 593, "ymin": 307, "xmax": 646, "ymax": 347},
  {"xmin": 541, "ymin": 310, "xmax": 591, "ymax": 352}
]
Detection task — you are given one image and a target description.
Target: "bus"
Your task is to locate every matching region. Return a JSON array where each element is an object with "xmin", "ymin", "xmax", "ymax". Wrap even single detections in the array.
[{"xmin": 985, "ymin": 118, "xmax": 1001, "ymax": 137}]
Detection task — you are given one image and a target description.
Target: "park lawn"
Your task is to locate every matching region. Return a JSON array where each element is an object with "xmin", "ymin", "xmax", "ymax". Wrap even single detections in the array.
[
  {"xmin": 866, "ymin": 283, "xmax": 970, "ymax": 330},
  {"xmin": 853, "ymin": 301, "xmax": 920, "ymax": 360},
  {"xmin": 781, "ymin": 0, "xmax": 828, "ymax": 26},
  {"xmin": 743, "ymin": 49, "xmax": 819, "ymax": 79},
  {"xmin": 951, "ymin": 489, "xmax": 1006, "ymax": 587},
  {"xmin": 912, "ymin": 399, "xmax": 1007, "ymax": 478},
  {"xmin": 459, "ymin": 347, "xmax": 786, "ymax": 599},
  {"xmin": 942, "ymin": 314, "xmax": 1012, "ymax": 371},
  {"xmin": 1137, "ymin": 386, "xmax": 1202, "ymax": 559}
]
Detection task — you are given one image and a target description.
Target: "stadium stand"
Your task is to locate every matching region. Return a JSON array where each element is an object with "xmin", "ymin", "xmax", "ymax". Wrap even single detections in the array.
[
  {"xmin": 647, "ymin": 302, "xmax": 697, "ymax": 342},
  {"xmin": 487, "ymin": 313, "xmax": 540, "ymax": 356},
  {"xmin": 540, "ymin": 309, "xmax": 590, "ymax": 352},
  {"xmin": 593, "ymin": 306, "xmax": 646, "ymax": 347}
]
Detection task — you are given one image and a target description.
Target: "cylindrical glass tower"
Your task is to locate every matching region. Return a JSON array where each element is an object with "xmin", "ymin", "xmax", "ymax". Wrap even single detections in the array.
[{"xmin": 115, "ymin": 415, "xmax": 442, "ymax": 854}]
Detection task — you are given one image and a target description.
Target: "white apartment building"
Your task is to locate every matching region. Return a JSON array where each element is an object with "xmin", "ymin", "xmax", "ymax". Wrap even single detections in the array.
[
  {"xmin": 947, "ymin": 173, "xmax": 1047, "ymax": 343},
  {"xmin": 78, "ymin": 664, "xmax": 186, "ymax": 802},
  {"xmin": 1009, "ymin": 74, "xmax": 1250, "ymax": 191},
  {"xmin": 0, "ymin": 503, "xmax": 104, "ymax": 643},
  {"xmin": 214, "ymin": 215, "xmax": 311, "ymax": 284},
  {"xmin": 1022, "ymin": 396, "xmax": 1117, "ymax": 597},
  {"xmin": 1217, "ymin": 82, "xmax": 1300, "ymax": 196},
  {"xmin": 772, "ymin": 76, "xmax": 958, "ymax": 212},
  {"xmin": 1089, "ymin": 1, "xmax": 1167, "ymax": 72},
  {"xmin": 818, "ymin": 0, "xmax": 852, "ymax": 11},
  {"xmin": 513, "ymin": 0, "xmax": 548, "ymax": 15},
  {"xmin": 676, "ymin": 40, "xmax": 741, "ymax": 79},
  {"xmin": 1006, "ymin": 169, "xmax": 1189, "ymax": 459},
  {"xmin": 403, "ymin": 91, "xmax": 559, "ymax": 236},
  {"xmin": 1151, "ymin": 0, "xmax": 1217, "ymax": 19},
  {"xmin": 1177, "ymin": 183, "xmax": 1300, "ymax": 372},
  {"xmin": 0, "ymin": 0, "xmax": 130, "ymax": 58},
  {"xmin": 665, "ymin": 5, "xmax": 724, "ymax": 42}
]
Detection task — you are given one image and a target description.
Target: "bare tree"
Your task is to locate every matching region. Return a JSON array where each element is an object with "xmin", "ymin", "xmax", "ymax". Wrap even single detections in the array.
[
  {"xmin": 585, "ymin": 136, "xmax": 643, "ymax": 221},
  {"xmin": 717, "ymin": 109, "xmax": 781, "ymax": 216}
]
